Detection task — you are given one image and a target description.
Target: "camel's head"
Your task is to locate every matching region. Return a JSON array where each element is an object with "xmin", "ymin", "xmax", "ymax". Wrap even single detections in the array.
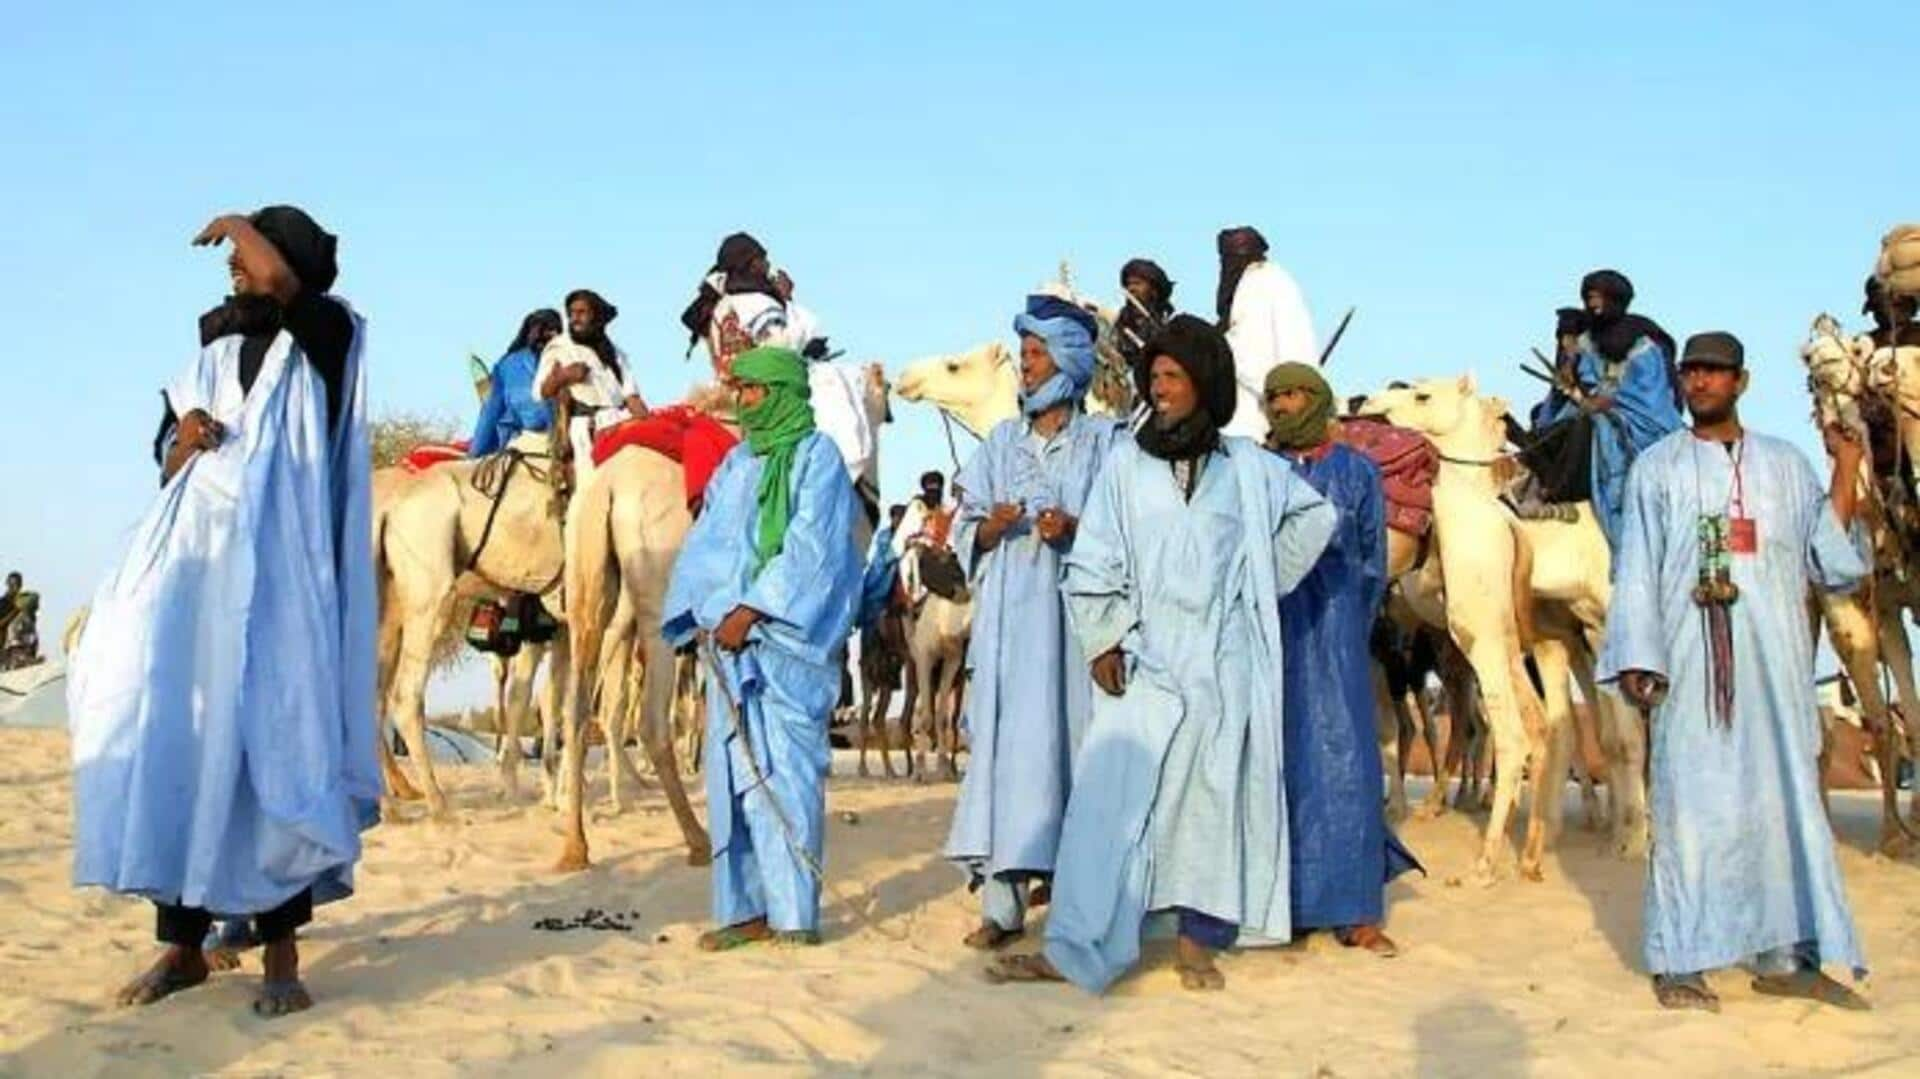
[
  {"xmin": 895, "ymin": 341, "xmax": 1018, "ymax": 437},
  {"xmin": 1357, "ymin": 374, "xmax": 1483, "ymax": 440},
  {"xmin": 1801, "ymin": 313, "xmax": 1872, "ymax": 401}
]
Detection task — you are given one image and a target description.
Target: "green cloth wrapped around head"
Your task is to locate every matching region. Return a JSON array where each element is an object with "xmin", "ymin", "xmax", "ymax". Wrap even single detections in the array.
[
  {"xmin": 1263, "ymin": 362, "xmax": 1335, "ymax": 450},
  {"xmin": 732, "ymin": 346, "xmax": 817, "ymax": 574}
]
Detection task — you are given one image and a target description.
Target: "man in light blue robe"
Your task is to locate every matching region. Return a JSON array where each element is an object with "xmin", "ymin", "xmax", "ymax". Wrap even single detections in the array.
[
  {"xmin": 468, "ymin": 308, "xmax": 561, "ymax": 456},
  {"xmin": 1531, "ymin": 270, "xmax": 1684, "ymax": 549},
  {"xmin": 987, "ymin": 315, "xmax": 1336, "ymax": 993},
  {"xmin": 1603, "ymin": 331, "xmax": 1872, "ymax": 1013},
  {"xmin": 663, "ymin": 346, "xmax": 862, "ymax": 950},
  {"xmin": 944, "ymin": 296, "xmax": 1123, "ymax": 950},
  {"xmin": 70, "ymin": 206, "xmax": 379, "ymax": 1018}
]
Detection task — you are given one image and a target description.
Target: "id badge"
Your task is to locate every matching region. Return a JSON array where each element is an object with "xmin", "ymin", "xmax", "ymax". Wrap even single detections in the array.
[{"xmin": 1728, "ymin": 516, "xmax": 1757, "ymax": 555}]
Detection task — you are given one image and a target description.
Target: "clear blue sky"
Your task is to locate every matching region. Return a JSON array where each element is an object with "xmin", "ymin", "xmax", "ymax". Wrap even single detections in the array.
[{"xmin": 2, "ymin": 3, "xmax": 1910, "ymax": 701}]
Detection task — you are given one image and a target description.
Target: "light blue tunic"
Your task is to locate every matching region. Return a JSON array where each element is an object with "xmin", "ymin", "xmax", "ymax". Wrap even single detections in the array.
[
  {"xmin": 943, "ymin": 411, "xmax": 1122, "ymax": 888},
  {"xmin": 70, "ymin": 314, "xmax": 381, "ymax": 916},
  {"xmin": 1600, "ymin": 431, "xmax": 1868, "ymax": 977},
  {"xmin": 663, "ymin": 431, "xmax": 862, "ymax": 933},
  {"xmin": 1534, "ymin": 334, "xmax": 1684, "ymax": 548},
  {"xmin": 1045, "ymin": 438, "xmax": 1337, "ymax": 993}
]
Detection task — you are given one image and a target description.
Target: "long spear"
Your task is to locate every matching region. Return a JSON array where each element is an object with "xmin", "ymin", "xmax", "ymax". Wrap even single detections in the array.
[{"xmin": 1317, "ymin": 307, "xmax": 1357, "ymax": 367}]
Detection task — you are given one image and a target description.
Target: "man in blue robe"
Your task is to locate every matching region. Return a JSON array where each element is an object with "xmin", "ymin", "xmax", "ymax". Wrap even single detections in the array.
[
  {"xmin": 663, "ymin": 346, "xmax": 863, "ymax": 950},
  {"xmin": 1531, "ymin": 270, "xmax": 1684, "ymax": 549},
  {"xmin": 70, "ymin": 206, "xmax": 379, "ymax": 1018},
  {"xmin": 944, "ymin": 296, "xmax": 1123, "ymax": 950},
  {"xmin": 1604, "ymin": 331, "xmax": 1872, "ymax": 1013},
  {"xmin": 1262, "ymin": 362, "xmax": 1421, "ymax": 956},
  {"xmin": 986, "ymin": 315, "xmax": 1336, "ymax": 993},
  {"xmin": 468, "ymin": 308, "xmax": 561, "ymax": 456}
]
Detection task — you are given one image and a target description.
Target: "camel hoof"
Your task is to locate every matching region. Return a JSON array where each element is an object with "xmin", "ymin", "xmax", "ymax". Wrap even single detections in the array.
[
  {"xmin": 1471, "ymin": 858, "xmax": 1502, "ymax": 888},
  {"xmin": 1877, "ymin": 831, "xmax": 1912, "ymax": 859},
  {"xmin": 686, "ymin": 844, "xmax": 714, "ymax": 868},
  {"xmin": 1412, "ymin": 799, "xmax": 1447, "ymax": 821},
  {"xmin": 1519, "ymin": 860, "xmax": 1545, "ymax": 883},
  {"xmin": 553, "ymin": 843, "xmax": 591, "ymax": 873},
  {"xmin": 386, "ymin": 780, "xmax": 425, "ymax": 803},
  {"xmin": 1613, "ymin": 824, "xmax": 1651, "ymax": 860}
]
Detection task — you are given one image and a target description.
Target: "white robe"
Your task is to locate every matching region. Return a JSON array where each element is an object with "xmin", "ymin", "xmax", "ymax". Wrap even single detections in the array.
[
  {"xmin": 1223, "ymin": 261, "xmax": 1317, "ymax": 439},
  {"xmin": 70, "ymin": 312, "xmax": 380, "ymax": 914},
  {"xmin": 535, "ymin": 334, "xmax": 638, "ymax": 488}
]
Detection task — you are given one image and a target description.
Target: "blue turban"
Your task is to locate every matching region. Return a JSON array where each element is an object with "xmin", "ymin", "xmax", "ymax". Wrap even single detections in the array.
[{"xmin": 1012, "ymin": 295, "xmax": 1099, "ymax": 415}]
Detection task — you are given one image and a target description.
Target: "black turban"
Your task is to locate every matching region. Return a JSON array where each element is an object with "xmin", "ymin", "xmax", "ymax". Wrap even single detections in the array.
[
  {"xmin": 250, "ymin": 205, "xmax": 338, "ymax": 294},
  {"xmin": 565, "ymin": 288, "xmax": 618, "ymax": 327},
  {"xmin": 1554, "ymin": 307, "xmax": 1590, "ymax": 339},
  {"xmin": 1216, "ymin": 226, "xmax": 1271, "ymax": 325},
  {"xmin": 1135, "ymin": 314, "xmax": 1237, "ymax": 461},
  {"xmin": 1120, "ymin": 258, "xmax": 1175, "ymax": 313},
  {"xmin": 506, "ymin": 308, "xmax": 562, "ymax": 355},
  {"xmin": 679, "ymin": 231, "xmax": 782, "ymax": 349},
  {"xmin": 1579, "ymin": 269, "xmax": 1634, "ymax": 313}
]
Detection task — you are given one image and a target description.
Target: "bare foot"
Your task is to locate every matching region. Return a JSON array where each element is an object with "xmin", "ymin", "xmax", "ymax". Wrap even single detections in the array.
[
  {"xmin": 116, "ymin": 946, "xmax": 209, "ymax": 1007},
  {"xmin": 963, "ymin": 923, "xmax": 1024, "ymax": 951},
  {"xmin": 1029, "ymin": 883, "xmax": 1052, "ymax": 909},
  {"xmin": 1751, "ymin": 970, "xmax": 1871, "ymax": 1011},
  {"xmin": 699, "ymin": 917, "xmax": 775, "ymax": 952},
  {"xmin": 984, "ymin": 953, "xmax": 1065, "ymax": 984},
  {"xmin": 253, "ymin": 938, "xmax": 311, "ymax": 1018},
  {"xmin": 1336, "ymin": 924, "xmax": 1400, "ymax": 958},
  {"xmin": 1175, "ymin": 935, "xmax": 1225, "ymax": 991},
  {"xmin": 1652, "ymin": 974, "xmax": 1719, "ymax": 1013}
]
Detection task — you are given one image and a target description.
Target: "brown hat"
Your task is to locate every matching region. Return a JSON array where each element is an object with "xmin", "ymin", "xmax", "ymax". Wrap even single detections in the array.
[{"xmin": 1679, "ymin": 331, "xmax": 1744, "ymax": 371}]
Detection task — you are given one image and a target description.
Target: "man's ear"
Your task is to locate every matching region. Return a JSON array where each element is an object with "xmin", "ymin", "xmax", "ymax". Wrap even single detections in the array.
[{"xmin": 1736, "ymin": 370, "xmax": 1751, "ymax": 395}]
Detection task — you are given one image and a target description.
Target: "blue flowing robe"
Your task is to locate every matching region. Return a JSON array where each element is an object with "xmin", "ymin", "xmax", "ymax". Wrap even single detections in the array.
[
  {"xmin": 1046, "ymin": 438, "xmax": 1337, "ymax": 993},
  {"xmin": 468, "ymin": 347, "xmax": 550, "ymax": 457},
  {"xmin": 943, "ymin": 412, "xmax": 1123, "ymax": 886},
  {"xmin": 1600, "ymin": 431, "xmax": 1868, "ymax": 977},
  {"xmin": 663, "ymin": 431, "xmax": 862, "ymax": 933},
  {"xmin": 1275, "ymin": 444, "xmax": 1421, "ymax": 930},
  {"xmin": 70, "ymin": 313, "xmax": 381, "ymax": 915},
  {"xmin": 857, "ymin": 524, "xmax": 898, "ymax": 630},
  {"xmin": 1533, "ymin": 335, "xmax": 1684, "ymax": 548}
]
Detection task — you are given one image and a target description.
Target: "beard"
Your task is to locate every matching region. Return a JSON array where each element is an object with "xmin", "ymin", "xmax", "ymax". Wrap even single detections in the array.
[{"xmin": 1687, "ymin": 399, "xmax": 1736, "ymax": 426}]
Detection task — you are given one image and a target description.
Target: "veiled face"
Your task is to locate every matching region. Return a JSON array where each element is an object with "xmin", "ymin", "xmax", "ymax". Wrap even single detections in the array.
[
  {"xmin": 1266, "ymin": 386, "xmax": 1312, "ymax": 418},
  {"xmin": 731, "ymin": 380, "xmax": 768, "ymax": 411},
  {"xmin": 1149, "ymin": 355, "xmax": 1197, "ymax": 427},
  {"xmin": 1124, "ymin": 276, "xmax": 1156, "ymax": 306},
  {"xmin": 1018, "ymin": 335, "xmax": 1060, "ymax": 394}
]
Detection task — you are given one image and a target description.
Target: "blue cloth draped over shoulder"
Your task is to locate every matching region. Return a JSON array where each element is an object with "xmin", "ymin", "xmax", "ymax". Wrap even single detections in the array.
[
  {"xmin": 1600, "ymin": 431, "xmax": 1868, "ymax": 977},
  {"xmin": 663, "ymin": 431, "xmax": 862, "ymax": 932},
  {"xmin": 1276, "ymin": 444, "xmax": 1421, "ymax": 929},
  {"xmin": 1044, "ymin": 438, "xmax": 1337, "ymax": 993},
  {"xmin": 69, "ymin": 309, "xmax": 381, "ymax": 916},
  {"xmin": 468, "ymin": 347, "xmax": 550, "ymax": 456},
  {"xmin": 857, "ymin": 524, "xmax": 899, "ymax": 630},
  {"xmin": 943, "ymin": 411, "xmax": 1123, "ymax": 884},
  {"xmin": 1532, "ymin": 334, "xmax": 1683, "ymax": 549}
]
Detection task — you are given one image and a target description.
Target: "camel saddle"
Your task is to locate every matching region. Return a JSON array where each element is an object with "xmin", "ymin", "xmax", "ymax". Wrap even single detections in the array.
[
  {"xmin": 917, "ymin": 546, "xmax": 969, "ymax": 603},
  {"xmin": 1336, "ymin": 418, "xmax": 1440, "ymax": 538}
]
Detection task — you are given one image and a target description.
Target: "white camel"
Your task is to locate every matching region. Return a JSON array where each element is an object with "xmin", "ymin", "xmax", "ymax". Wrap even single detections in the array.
[
  {"xmin": 1800, "ymin": 314, "xmax": 1920, "ymax": 851},
  {"xmin": 898, "ymin": 545, "xmax": 973, "ymax": 781},
  {"xmin": 1362, "ymin": 376, "xmax": 1647, "ymax": 877}
]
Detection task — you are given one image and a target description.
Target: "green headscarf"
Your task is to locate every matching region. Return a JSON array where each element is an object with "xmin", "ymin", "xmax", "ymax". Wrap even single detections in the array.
[
  {"xmin": 1263, "ymin": 362, "xmax": 1335, "ymax": 451},
  {"xmin": 732, "ymin": 346, "xmax": 817, "ymax": 574}
]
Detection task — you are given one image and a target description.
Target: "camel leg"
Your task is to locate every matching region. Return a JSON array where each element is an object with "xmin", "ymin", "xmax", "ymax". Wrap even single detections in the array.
[
  {"xmin": 637, "ymin": 629, "xmax": 711, "ymax": 864},
  {"xmin": 1823, "ymin": 593, "xmax": 1909, "ymax": 856},
  {"xmin": 540, "ymin": 631, "xmax": 568, "ymax": 808},
  {"xmin": 1373, "ymin": 664, "xmax": 1409, "ymax": 822},
  {"xmin": 496, "ymin": 645, "xmax": 543, "ymax": 800},
  {"xmin": 912, "ymin": 646, "xmax": 937, "ymax": 782},
  {"xmin": 1521, "ymin": 635, "xmax": 1574, "ymax": 880},
  {"xmin": 1459, "ymin": 634, "xmax": 1528, "ymax": 882},
  {"xmin": 374, "ymin": 604, "xmax": 422, "ymax": 803},
  {"xmin": 390, "ymin": 604, "xmax": 452, "ymax": 820},
  {"xmin": 1871, "ymin": 591, "xmax": 1920, "ymax": 828}
]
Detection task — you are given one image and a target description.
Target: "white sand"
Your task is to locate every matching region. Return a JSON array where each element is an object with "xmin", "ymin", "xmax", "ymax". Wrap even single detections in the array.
[{"xmin": 4, "ymin": 727, "xmax": 1919, "ymax": 1077}]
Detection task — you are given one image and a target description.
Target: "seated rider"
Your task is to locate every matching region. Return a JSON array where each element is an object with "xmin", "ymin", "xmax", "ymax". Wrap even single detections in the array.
[
  {"xmin": 1528, "ymin": 269, "xmax": 1683, "ymax": 549},
  {"xmin": 468, "ymin": 308, "xmax": 562, "ymax": 456}
]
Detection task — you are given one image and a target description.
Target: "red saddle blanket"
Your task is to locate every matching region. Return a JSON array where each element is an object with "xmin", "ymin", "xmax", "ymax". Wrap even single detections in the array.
[
  {"xmin": 590, "ymin": 406, "xmax": 739, "ymax": 508},
  {"xmin": 402, "ymin": 441, "xmax": 470, "ymax": 472},
  {"xmin": 1336, "ymin": 418, "xmax": 1438, "ymax": 538}
]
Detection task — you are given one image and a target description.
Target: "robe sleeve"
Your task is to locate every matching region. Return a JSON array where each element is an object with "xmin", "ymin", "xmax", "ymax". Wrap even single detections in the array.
[
  {"xmin": 533, "ymin": 340, "xmax": 564, "ymax": 401},
  {"xmin": 1597, "ymin": 455, "xmax": 1668, "ymax": 683},
  {"xmin": 1798, "ymin": 450, "xmax": 1870, "ymax": 594},
  {"xmin": 662, "ymin": 451, "xmax": 750, "ymax": 647},
  {"xmin": 1269, "ymin": 463, "xmax": 1338, "ymax": 596},
  {"xmin": 952, "ymin": 433, "xmax": 998, "ymax": 578},
  {"xmin": 1061, "ymin": 452, "xmax": 1139, "ymax": 663},
  {"xmin": 741, "ymin": 437, "xmax": 862, "ymax": 665},
  {"xmin": 468, "ymin": 373, "xmax": 508, "ymax": 457},
  {"xmin": 1354, "ymin": 459, "xmax": 1389, "ymax": 614}
]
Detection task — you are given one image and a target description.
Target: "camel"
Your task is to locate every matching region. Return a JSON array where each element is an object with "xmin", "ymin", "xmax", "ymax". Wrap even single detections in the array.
[
  {"xmin": 1361, "ymin": 376, "xmax": 1646, "ymax": 878},
  {"xmin": 854, "ymin": 606, "xmax": 916, "ymax": 779},
  {"xmin": 1799, "ymin": 314, "xmax": 1920, "ymax": 851},
  {"xmin": 897, "ymin": 545, "xmax": 972, "ymax": 781},
  {"xmin": 552, "ymin": 364, "xmax": 892, "ymax": 871}
]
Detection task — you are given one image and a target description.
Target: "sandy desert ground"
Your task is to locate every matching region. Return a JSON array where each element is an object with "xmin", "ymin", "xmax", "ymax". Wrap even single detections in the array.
[{"xmin": 3, "ymin": 727, "xmax": 1919, "ymax": 1078}]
